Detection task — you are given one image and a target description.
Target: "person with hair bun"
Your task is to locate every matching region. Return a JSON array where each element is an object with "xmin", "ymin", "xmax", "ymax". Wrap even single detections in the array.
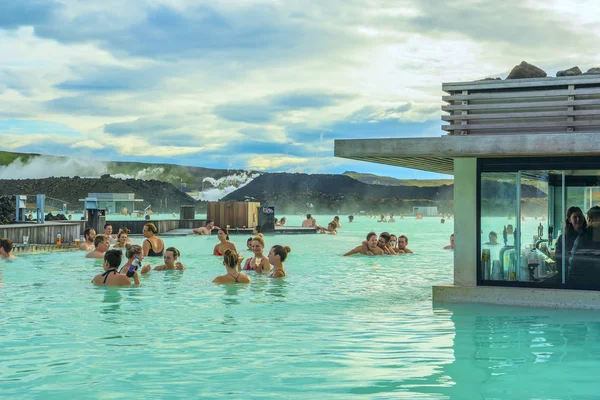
[
  {"xmin": 120, "ymin": 244, "xmax": 152, "ymax": 275},
  {"xmin": 143, "ymin": 223, "xmax": 165, "ymax": 257},
  {"xmin": 268, "ymin": 245, "xmax": 291, "ymax": 278},
  {"xmin": 213, "ymin": 249, "xmax": 251, "ymax": 284},
  {"xmin": 213, "ymin": 228, "xmax": 237, "ymax": 256},
  {"xmin": 92, "ymin": 249, "xmax": 138, "ymax": 286},
  {"xmin": 146, "ymin": 247, "xmax": 185, "ymax": 272},
  {"xmin": 112, "ymin": 228, "xmax": 131, "ymax": 249},
  {"xmin": 242, "ymin": 236, "xmax": 270, "ymax": 273}
]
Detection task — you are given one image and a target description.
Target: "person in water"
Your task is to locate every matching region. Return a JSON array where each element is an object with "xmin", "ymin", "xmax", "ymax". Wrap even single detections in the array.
[
  {"xmin": 193, "ymin": 220, "xmax": 218, "ymax": 235},
  {"xmin": 0, "ymin": 238, "xmax": 16, "ymax": 259},
  {"xmin": 213, "ymin": 249, "xmax": 251, "ymax": 284},
  {"xmin": 119, "ymin": 244, "xmax": 152, "ymax": 275},
  {"xmin": 397, "ymin": 235, "xmax": 414, "ymax": 254},
  {"xmin": 344, "ymin": 232, "xmax": 383, "ymax": 256},
  {"xmin": 112, "ymin": 228, "xmax": 131, "ymax": 249},
  {"xmin": 142, "ymin": 223, "xmax": 164, "ymax": 257},
  {"xmin": 144, "ymin": 247, "xmax": 185, "ymax": 272},
  {"xmin": 268, "ymin": 245, "xmax": 290, "ymax": 278},
  {"xmin": 86, "ymin": 234, "xmax": 109, "ymax": 259},
  {"xmin": 302, "ymin": 214, "xmax": 316, "ymax": 228},
  {"xmin": 80, "ymin": 227, "xmax": 96, "ymax": 251},
  {"xmin": 213, "ymin": 228, "xmax": 237, "ymax": 256},
  {"xmin": 242, "ymin": 236, "xmax": 271, "ymax": 273},
  {"xmin": 91, "ymin": 249, "xmax": 139, "ymax": 286},
  {"xmin": 443, "ymin": 233, "xmax": 455, "ymax": 250}
]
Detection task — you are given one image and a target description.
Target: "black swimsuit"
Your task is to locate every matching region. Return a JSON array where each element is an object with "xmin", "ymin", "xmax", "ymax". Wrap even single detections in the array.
[
  {"xmin": 228, "ymin": 273, "xmax": 240, "ymax": 283},
  {"xmin": 101, "ymin": 268, "xmax": 118, "ymax": 284},
  {"xmin": 146, "ymin": 239, "xmax": 164, "ymax": 257}
]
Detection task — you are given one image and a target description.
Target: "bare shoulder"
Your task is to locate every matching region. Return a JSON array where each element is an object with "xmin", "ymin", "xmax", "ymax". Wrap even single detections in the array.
[
  {"xmin": 154, "ymin": 264, "xmax": 166, "ymax": 270},
  {"xmin": 240, "ymin": 273, "xmax": 251, "ymax": 283}
]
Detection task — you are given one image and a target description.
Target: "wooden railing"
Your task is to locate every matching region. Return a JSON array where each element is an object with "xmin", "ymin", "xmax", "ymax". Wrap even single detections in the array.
[{"xmin": 442, "ymin": 75, "xmax": 600, "ymax": 135}]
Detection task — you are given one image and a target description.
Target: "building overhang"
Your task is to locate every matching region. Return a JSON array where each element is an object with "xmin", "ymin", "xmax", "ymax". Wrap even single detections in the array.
[{"xmin": 334, "ymin": 132, "xmax": 600, "ymax": 175}]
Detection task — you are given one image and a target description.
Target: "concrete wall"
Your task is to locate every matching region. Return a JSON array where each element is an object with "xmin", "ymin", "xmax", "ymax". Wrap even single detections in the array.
[{"xmin": 453, "ymin": 158, "xmax": 477, "ymax": 286}]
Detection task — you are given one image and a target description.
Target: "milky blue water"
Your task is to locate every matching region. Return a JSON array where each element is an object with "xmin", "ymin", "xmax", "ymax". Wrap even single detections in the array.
[{"xmin": 1, "ymin": 215, "xmax": 599, "ymax": 399}]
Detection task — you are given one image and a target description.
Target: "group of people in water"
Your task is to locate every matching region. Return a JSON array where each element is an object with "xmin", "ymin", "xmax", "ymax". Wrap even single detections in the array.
[{"xmin": 83, "ymin": 222, "xmax": 290, "ymax": 286}]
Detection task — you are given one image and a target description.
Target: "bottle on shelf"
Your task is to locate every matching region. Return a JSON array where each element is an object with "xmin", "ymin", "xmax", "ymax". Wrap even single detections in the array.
[{"xmin": 56, "ymin": 231, "xmax": 62, "ymax": 246}]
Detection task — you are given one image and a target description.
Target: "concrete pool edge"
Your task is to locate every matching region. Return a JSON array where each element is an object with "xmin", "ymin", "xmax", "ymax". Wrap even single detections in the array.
[{"xmin": 433, "ymin": 284, "xmax": 600, "ymax": 310}]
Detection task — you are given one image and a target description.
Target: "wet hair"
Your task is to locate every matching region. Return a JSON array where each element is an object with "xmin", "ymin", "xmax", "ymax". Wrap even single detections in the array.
[
  {"xmin": 247, "ymin": 237, "xmax": 253, "ymax": 244},
  {"xmin": 334, "ymin": 216, "xmax": 339, "ymax": 221},
  {"xmin": 119, "ymin": 227, "xmax": 131, "ymax": 234},
  {"xmin": 366, "ymin": 231, "xmax": 377, "ymax": 240},
  {"xmin": 104, "ymin": 249, "xmax": 122, "ymax": 268},
  {"xmin": 125, "ymin": 243, "xmax": 143, "ymax": 259},
  {"xmin": 280, "ymin": 217, "xmax": 286, "ymax": 222},
  {"xmin": 587, "ymin": 206, "xmax": 600, "ymax": 222},
  {"xmin": 145, "ymin": 215, "xmax": 151, "ymax": 220},
  {"xmin": 165, "ymin": 246, "xmax": 180, "ymax": 259},
  {"xmin": 271, "ymin": 245, "xmax": 291, "ymax": 262},
  {"xmin": 274, "ymin": 218, "xmax": 278, "ymax": 224},
  {"xmin": 218, "ymin": 229, "xmax": 230, "ymax": 240},
  {"xmin": 450, "ymin": 233, "xmax": 455, "ymax": 238},
  {"xmin": 306, "ymin": 214, "xmax": 312, "ymax": 219},
  {"xmin": 399, "ymin": 235, "xmax": 408, "ymax": 244},
  {"xmin": 0, "ymin": 238, "xmax": 14, "ymax": 253},
  {"xmin": 254, "ymin": 225, "xmax": 261, "ymax": 233},
  {"xmin": 103, "ymin": 223, "xmax": 112, "ymax": 230},
  {"xmin": 379, "ymin": 232, "xmax": 391, "ymax": 243},
  {"xmin": 223, "ymin": 249, "xmax": 238, "ymax": 269},
  {"xmin": 390, "ymin": 234, "xmax": 397, "ymax": 241},
  {"xmin": 205, "ymin": 219, "xmax": 213, "ymax": 227},
  {"xmin": 144, "ymin": 223, "xmax": 158, "ymax": 234},
  {"xmin": 94, "ymin": 234, "xmax": 106, "ymax": 247},
  {"xmin": 84, "ymin": 227, "xmax": 95, "ymax": 240},
  {"xmin": 118, "ymin": 228, "xmax": 130, "ymax": 239},
  {"xmin": 251, "ymin": 236, "xmax": 265, "ymax": 248}
]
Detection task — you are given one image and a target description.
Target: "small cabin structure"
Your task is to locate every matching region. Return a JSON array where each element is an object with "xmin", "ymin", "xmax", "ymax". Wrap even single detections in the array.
[
  {"xmin": 335, "ymin": 73, "xmax": 600, "ymax": 309},
  {"xmin": 412, "ymin": 206, "xmax": 438, "ymax": 217}
]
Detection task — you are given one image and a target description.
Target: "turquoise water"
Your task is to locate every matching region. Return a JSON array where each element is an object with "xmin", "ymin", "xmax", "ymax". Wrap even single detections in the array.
[{"xmin": 1, "ymin": 215, "xmax": 599, "ymax": 399}]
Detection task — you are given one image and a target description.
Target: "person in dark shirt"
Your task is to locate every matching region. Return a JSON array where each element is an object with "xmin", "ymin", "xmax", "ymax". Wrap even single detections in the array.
[
  {"xmin": 569, "ymin": 206, "xmax": 600, "ymax": 286},
  {"xmin": 555, "ymin": 206, "xmax": 587, "ymax": 278}
]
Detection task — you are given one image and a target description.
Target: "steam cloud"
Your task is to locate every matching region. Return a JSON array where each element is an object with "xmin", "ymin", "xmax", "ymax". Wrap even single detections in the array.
[{"xmin": 0, "ymin": 156, "xmax": 109, "ymax": 179}]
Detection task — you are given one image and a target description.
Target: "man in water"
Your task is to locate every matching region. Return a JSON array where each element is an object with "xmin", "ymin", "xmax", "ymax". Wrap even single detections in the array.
[
  {"xmin": 302, "ymin": 214, "xmax": 316, "ymax": 228},
  {"xmin": 377, "ymin": 232, "xmax": 396, "ymax": 254},
  {"xmin": 193, "ymin": 220, "xmax": 218, "ymax": 235},
  {"xmin": 0, "ymin": 238, "xmax": 16, "ymax": 259},
  {"xmin": 443, "ymin": 234, "xmax": 455, "ymax": 250},
  {"xmin": 343, "ymin": 232, "xmax": 383, "ymax": 256},
  {"xmin": 86, "ymin": 234, "xmax": 109, "ymax": 258},
  {"xmin": 80, "ymin": 227, "xmax": 96, "ymax": 251},
  {"xmin": 397, "ymin": 235, "xmax": 414, "ymax": 254}
]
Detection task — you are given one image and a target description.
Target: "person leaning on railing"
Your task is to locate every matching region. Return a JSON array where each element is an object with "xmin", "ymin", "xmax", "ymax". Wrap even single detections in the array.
[{"xmin": 569, "ymin": 206, "xmax": 600, "ymax": 286}]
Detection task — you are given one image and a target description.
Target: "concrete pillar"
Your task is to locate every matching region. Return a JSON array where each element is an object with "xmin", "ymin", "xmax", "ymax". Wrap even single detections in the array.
[{"xmin": 454, "ymin": 158, "xmax": 477, "ymax": 286}]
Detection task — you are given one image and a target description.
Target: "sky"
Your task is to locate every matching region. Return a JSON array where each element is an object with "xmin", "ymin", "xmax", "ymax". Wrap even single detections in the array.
[{"xmin": 1, "ymin": 0, "xmax": 600, "ymax": 179}]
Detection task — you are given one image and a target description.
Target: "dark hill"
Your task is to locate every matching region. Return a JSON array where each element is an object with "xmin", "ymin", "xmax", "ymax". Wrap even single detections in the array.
[
  {"xmin": 0, "ymin": 175, "xmax": 196, "ymax": 212},
  {"xmin": 223, "ymin": 173, "xmax": 545, "ymax": 214}
]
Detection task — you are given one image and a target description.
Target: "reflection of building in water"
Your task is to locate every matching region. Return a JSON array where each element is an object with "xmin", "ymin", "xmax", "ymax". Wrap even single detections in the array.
[
  {"xmin": 335, "ymin": 72, "xmax": 600, "ymax": 308},
  {"xmin": 427, "ymin": 304, "xmax": 600, "ymax": 398}
]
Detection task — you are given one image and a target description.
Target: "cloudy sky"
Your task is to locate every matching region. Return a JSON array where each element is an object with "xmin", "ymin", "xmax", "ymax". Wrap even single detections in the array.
[{"xmin": 1, "ymin": 0, "xmax": 599, "ymax": 178}]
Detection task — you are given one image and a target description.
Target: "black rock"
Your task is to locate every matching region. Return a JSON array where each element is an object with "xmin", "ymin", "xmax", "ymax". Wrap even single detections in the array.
[
  {"xmin": 506, "ymin": 61, "xmax": 547, "ymax": 79},
  {"xmin": 556, "ymin": 66, "xmax": 582, "ymax": 77},
  {"xmin": 583, "ymin": 67, "xmax": 600, "ymax": 75}
]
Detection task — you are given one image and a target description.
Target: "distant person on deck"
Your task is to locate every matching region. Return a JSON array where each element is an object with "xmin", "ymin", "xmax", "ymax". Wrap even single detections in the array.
[
  {"xmin": 193, "ymin": 220, "xmax": 218, "ymax": 235},
  {"xmin": 485, "ymin": 231, "xmax": 499, "ymax": 245}
]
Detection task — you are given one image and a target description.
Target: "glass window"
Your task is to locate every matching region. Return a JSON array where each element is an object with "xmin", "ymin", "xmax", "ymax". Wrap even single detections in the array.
[{"xmin": 479, "ymin": 157, "xmax": 600, "ymax": 290}]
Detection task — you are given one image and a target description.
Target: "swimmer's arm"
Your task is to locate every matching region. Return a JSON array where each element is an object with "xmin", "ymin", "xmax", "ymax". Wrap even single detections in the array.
[
  {"xmin": 153, "ymin": 264, "xmax": 165, "ymax": 271},
  {"xmin": 132, "ymin": 271, "xmax": 140, "ymax": 285},
  {"xmin": 141, "ymin": 264, "xmax": 152, "ymax": 274},
  {"xmin": 343, "ymin": 246, "xmax": 362, "ymax": 256},
  {"xmin": 142, "ymin": 240, "xmax": 150, "ymax": 257},
  {"xmin": 175, "ymin": 262, "xmax": 185, "ymax": 270}
]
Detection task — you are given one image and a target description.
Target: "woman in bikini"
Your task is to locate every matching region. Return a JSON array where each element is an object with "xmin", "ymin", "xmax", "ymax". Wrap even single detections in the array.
[
  {"xmin": 213, "ymin": 228, "xmax": 237, "ymax": 256},
  {"xmin": 213, "ymin": 249, "xmax": 251, "ymax": 284},
  {"xmin": 242, "ymin": 236, "xmax": 270, "ymax": 273},
  {"xmin": 92, "ymin": 249, "xmax": 139, "ymax": 286},
  {"xmin": 143, "ymin": 247, "xmax": 185, "ymax": 273},
  {"xmin": 268, "ymin": 245, "xmax": 291, "ymax": 278},
  {"xmin": 142, "ymin": 223, "xmax": 165, "ymax": 257}
]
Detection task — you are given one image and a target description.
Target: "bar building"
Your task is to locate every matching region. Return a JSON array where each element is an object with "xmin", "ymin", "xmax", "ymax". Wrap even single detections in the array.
[{"xmin": 335, "ymin": 73, "xmax": 600, "ymax": 309}]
